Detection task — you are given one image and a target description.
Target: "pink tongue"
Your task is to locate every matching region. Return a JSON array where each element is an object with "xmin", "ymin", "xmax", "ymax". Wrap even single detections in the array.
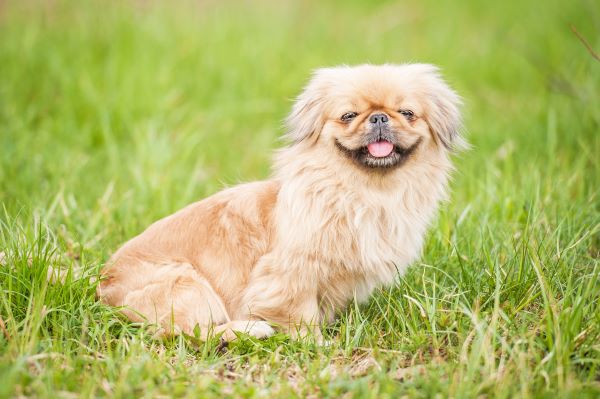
[{"xmin": 367, "ymin": 141, "xmax": 394, "ymax": 157}]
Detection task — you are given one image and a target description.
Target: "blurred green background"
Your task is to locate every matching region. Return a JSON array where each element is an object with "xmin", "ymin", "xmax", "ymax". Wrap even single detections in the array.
[
  {"xmin": 0, "ymin": 1, "xmax": 598, "ymax": 397},
  {"xmin": 1, "ymin": 0, "xmax": 597, "ymax": 237}
]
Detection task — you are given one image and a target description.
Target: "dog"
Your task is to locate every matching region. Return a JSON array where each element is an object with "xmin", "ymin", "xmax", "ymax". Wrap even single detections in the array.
[{"xmin": 97, "ymin": 63, "xmax": 464, "ymax": 342}]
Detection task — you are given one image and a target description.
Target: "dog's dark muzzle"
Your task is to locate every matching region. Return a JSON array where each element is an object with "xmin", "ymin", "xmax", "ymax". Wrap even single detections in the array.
[{"xmin": 366, "ymin": 113, "xmax": 395, "ymax": 143}]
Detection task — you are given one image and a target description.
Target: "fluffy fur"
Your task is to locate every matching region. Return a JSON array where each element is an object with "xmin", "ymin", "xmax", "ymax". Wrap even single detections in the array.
[{"xmin": 97, "ymin": 63, "xmax": 463, "ymax": 341}]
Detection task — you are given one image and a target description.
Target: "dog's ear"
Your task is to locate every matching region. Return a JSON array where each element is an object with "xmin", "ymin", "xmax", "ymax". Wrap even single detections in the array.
[
  {"xmin": 419, "ymin": 65, "xmax": 467, "ymax": 151},
  {"xmin": 285, "ymin": 70, "xmax": 329, "ymax": 143}
]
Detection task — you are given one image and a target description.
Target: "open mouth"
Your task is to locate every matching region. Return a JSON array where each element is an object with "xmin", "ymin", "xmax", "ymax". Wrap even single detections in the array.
[
  {"xmin": 335, "ymin": 138, "xmax": 422, "ymax": 170},
  {"xmin": 367, "ymin": 141, "xmax": 395, "ymax": 158}
]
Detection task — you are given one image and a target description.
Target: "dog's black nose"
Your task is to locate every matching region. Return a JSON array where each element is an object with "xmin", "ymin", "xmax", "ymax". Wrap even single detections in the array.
[{"xmin": 369, "ymin": 113, "xmax": 389, "ymax": 125}]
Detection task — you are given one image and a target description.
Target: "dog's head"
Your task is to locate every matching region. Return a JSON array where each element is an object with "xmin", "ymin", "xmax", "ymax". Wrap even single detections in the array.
[{"xmin": 285, "ymin": 64, "xmax": 464, "ymax": 171}]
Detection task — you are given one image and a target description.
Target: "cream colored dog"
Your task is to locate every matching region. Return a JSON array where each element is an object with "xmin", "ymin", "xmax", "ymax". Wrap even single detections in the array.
[{"xmin": 97, "ymin": 64, "xmax": 464, "ymax": 341}]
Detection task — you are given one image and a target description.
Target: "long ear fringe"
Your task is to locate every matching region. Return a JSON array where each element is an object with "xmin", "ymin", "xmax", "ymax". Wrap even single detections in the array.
[
  {"xmin": 425, "ymin": 69, "xmax": 468, "ymax": 152},
  {"xmin": 284, "ymin": 68, "xmax": 332, "ymax": 144},
  {"xmin": 284, "ymin": 94, "xmax": 324, "ymax": 143}
]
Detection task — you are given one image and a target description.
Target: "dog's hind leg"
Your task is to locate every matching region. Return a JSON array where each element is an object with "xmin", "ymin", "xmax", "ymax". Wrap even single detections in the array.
[{"xmin": 98, "ymin": 262, "xmax": 274, "ymax": 340}]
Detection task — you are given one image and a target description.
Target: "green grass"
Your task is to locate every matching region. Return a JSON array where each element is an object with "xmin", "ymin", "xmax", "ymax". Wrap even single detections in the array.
[{"xmin": 1, "ymin": 0, "xmax": 599, "ymax": 397}]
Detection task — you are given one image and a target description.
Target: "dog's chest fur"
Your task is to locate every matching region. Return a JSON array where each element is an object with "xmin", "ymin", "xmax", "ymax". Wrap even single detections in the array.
[{"xmin": 274, "ymin": 157, "xmax": 449, "ymax": 312}]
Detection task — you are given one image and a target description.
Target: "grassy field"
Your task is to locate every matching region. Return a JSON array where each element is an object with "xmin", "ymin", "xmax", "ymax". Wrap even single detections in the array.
[{"xmin": 1, "ymin": 0, "xmax": 599, "ymax": 397}]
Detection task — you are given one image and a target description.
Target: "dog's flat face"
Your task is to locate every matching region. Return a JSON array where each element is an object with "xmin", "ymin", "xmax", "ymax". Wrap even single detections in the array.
[
  {"xmin": 286, "ymin": 64, "xmax": 463, "ymax": 172},
  {"xmin": 328, "ymin": 81, "xmax": 428, "ymax": 169}
]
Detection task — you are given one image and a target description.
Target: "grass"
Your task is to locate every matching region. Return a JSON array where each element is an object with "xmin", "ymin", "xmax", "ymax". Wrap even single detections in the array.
[{"xmin": 0, "ymin": 0, "xmax": 599, "ymax": 397}]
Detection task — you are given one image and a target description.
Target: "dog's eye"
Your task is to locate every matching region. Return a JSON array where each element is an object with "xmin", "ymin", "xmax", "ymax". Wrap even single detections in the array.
[
  {"xmin": 399, "ymin": 109, "xmax": 415, "ymax": 121},
  {"xmin": 340, "ymin": 112, "xmax": 358, "ymax": 122}
]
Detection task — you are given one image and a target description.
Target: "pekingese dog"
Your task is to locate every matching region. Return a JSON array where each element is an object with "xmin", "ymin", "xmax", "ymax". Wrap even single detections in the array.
[{"xmin": 98, "ymin": 64, "xmax": 464, "ymax": 341}]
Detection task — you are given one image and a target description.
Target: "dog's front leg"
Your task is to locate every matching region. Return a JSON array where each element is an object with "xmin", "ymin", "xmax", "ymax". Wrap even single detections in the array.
[
  {"xmin": 285, "ymin": 295, "xmax": 324, "ymax": 343},
  {"xmin": 240, "ymin": 253, "xmax": 324, "ymax": 343}
]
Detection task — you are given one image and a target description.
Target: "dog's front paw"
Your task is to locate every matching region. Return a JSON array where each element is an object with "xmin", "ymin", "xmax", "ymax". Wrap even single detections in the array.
[
  {"xmin": 220, "ymin": 320, "xmax": 275, "ymax": 341},
  {"xmin": 288, "ymin": 325, "xmax": 325, "ymax": 345},
  {"xmin": 243, "ymin": 320, "xmax": 276, "ymax": 339}
]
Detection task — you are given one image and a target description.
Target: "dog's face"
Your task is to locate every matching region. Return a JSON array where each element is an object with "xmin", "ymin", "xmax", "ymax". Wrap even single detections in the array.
[{"xmin": 286, "ymin": 64, "xmax": 464, "ymax": 171}]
